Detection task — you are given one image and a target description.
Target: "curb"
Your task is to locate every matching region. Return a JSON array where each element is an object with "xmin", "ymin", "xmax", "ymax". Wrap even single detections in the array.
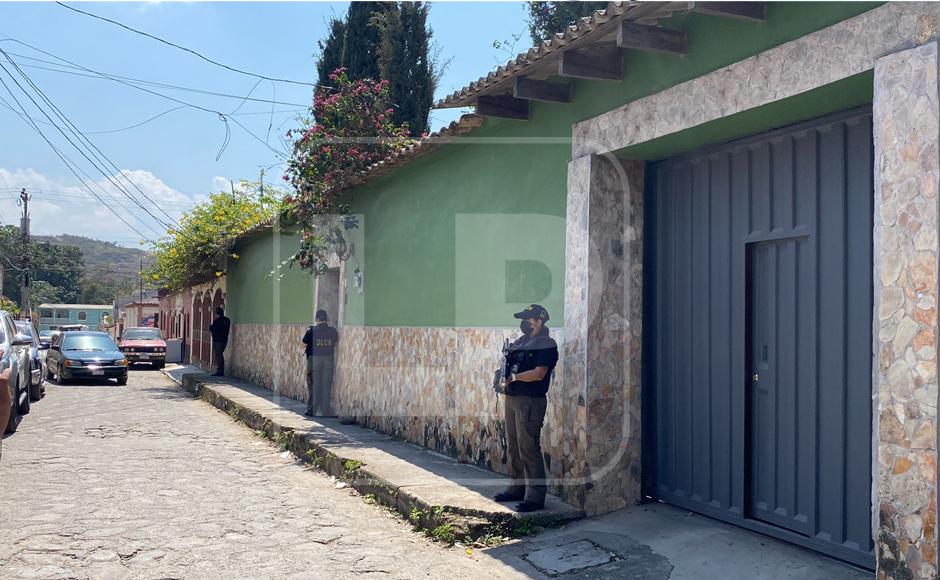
[{"xmin": 162, "ymin": 369, "xmax": 578, "ymax": 544}]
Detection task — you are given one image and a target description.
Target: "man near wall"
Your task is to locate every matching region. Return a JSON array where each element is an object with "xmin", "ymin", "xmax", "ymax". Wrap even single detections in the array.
[
  {"xmin": 208, "ymin": 307, "xmax": 230, "ymax": 377},
  {"xmin": 494, "ymin": 304, "xmax": 558, "ymax": 512},
  {"xmin": 302, "ymin": 309, "xmax": 339, "ymax": 417}
]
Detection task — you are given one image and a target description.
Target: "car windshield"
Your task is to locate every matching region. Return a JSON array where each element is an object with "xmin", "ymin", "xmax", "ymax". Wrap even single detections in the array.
[
  {"xmin": 123, "ymin": 329, "xmax": 163, "ymax": 340},
  {"xmin": 14, "ymin": 323, "xmax": 34, "ymax": 338},
  {"xmin": 62, "ymin": 334, "xmax": 118, "ymax": 352},
  {"xmin": 39, "ymin": 331, "xmax": 53, "ymax": 338}
]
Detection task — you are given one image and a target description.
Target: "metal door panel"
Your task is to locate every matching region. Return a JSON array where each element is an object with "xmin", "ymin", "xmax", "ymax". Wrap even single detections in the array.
[{"xmin": 644, "ymin": 107, "xmax": 875, "ymax": 567}]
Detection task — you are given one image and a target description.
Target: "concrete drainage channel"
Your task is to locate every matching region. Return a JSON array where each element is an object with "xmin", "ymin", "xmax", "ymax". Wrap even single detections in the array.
[{"xmin": 172, "ymin": 373, "xmax": 576, "ymax": 547}]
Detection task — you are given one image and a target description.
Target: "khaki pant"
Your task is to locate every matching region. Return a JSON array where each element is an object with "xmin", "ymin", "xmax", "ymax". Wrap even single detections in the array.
[
  {"xmin": 504, "ymin": 394, "xmax": 547, "ymax": 505},
  {"xmin": 306, "ymin": 355, "xmax": 334, "ymax": 416}
]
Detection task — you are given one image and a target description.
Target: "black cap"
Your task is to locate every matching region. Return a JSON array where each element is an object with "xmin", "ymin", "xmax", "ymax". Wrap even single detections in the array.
[{"xmin": 513, "ymin": 304, "xmax": 549, "ymax": 322}]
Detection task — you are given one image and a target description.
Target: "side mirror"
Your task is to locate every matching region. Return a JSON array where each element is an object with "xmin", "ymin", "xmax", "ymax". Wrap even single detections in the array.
[{"xmin": 116, "ymin": 336, "xmax": 122, "ymax": 341}]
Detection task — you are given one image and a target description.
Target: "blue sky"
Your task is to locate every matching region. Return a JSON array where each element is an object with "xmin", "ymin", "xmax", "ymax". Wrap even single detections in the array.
[{"xmin": 0, "ymin": 1, "xmax": 530, "ymax": 245}]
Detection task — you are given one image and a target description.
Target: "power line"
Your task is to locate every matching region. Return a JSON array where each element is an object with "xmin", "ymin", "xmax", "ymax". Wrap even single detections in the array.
[
  {"xmin": 0, "ymin": 49, "xmax": 179, "ymax": 233},
  {"xmin": 0, "ymin": 38, "xmax": 292, "ymax": 159},
  {"xmin": 0, "ymin": 68, "xmax": 155, "ymax": 242},
  {"xmin": 56, "ymin": 2, "xmax": 318, "ymax": 87},
  {"xmin": 1, "ymin": 47, "xmax": 312, "ymax": 107}
]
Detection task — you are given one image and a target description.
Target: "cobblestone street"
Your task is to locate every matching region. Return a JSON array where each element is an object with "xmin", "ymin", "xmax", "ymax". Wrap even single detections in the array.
[{"xmin": 0, "ymin": 371, "xmax": 520, "ymax": 579}]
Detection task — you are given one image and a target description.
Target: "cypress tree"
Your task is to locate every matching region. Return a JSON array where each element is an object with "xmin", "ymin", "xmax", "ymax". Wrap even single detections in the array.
[
  {"xmin": 315, "ymin": 17, "xmax": 346, "ymax": 86},
  {"xmin": 376, "ymin": 2, "xmax": 433, "ymax": 137},
  {"xmin": 312, "ymin": 1, "xmax": 435, "ymax": 137},
  {"xmin": 527, "ymin": 1, "xmax": 607, "ymax": 44},
  {"xmin": 343, "ymin": 2, "xmax": 391, "ymax": 81}
]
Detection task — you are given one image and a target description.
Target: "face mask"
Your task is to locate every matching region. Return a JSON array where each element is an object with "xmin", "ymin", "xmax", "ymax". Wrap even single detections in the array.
[{"xmin": 519, "ymin": 320, "xmax": 533, "ymax": 334}]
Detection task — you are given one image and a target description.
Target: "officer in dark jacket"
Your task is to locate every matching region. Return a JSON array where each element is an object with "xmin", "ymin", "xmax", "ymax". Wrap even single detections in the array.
[
  {"xmin": 302, "ymin": 310, "xmax": 339, "ymax": 417},
  {"xmin": 208, "ymin": 306, "xmax": 230, "ymax": 376},
  {"xmin": 494, "ymin": 304, "xmax": 558, "ymax": 512}
]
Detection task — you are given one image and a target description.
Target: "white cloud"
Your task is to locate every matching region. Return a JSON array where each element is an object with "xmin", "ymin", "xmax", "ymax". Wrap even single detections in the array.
[
  {"xmin": 0, "ymin": 167, "xmax": 195, "ymax": 247},
  {"xmin": 211, "ymin": 176, "xmax": 231, "ymax": 194}
]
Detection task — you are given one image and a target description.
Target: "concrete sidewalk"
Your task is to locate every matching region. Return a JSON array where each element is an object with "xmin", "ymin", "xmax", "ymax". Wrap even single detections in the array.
[{"xmin": 162, "ymin": 364, "xmax": 582, "ymax": 541}]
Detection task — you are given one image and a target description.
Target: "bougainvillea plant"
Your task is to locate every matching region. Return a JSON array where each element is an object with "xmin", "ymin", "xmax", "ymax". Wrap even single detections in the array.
[
  {"xmin": 149, "ymin": 180, "xmax": 282, "ymax": 291},
  {"xmin": 283, "ymin": 68, "xmax": 415, "ymax": 274}
]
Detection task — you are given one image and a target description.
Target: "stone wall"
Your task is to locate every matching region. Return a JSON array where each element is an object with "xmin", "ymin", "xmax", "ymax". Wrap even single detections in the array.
[
  {"xmin": 228, "ymin": 323, "xmax": 583, "ymax": 504},
  {"xmin": 563, "ymin": 155, "xmax": 644, "ymax": 516},
  {"xmin": 873, "ymin": 41, "xmax": 940, "ymax": 580}
]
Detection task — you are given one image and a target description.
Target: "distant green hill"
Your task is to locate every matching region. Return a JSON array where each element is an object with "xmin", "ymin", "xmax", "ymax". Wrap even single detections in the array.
[{"xmin": 35, "ymin": 234, "xmax": 154, "ymax": 281}]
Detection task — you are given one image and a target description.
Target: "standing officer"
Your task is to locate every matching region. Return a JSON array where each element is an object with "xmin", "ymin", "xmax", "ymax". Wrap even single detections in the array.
[
  {"xmin": 494, "ymin": 304, "xmax": 558, "ymax": 512},
  {"xmin": 208, "ymin": 306, "xmax": 230, "ymax": 377},
  {"xmin": 302, "ymin": 309, "xmax": 339, "ymax": 417}
]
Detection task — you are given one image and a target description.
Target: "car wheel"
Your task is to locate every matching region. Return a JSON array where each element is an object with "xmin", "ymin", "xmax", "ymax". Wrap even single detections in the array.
[
  {"xmin": 4, "ymin": 385, "xmax": 20, "ymax": 434},
  {"xmin": 117, "ymin": 377, "xmax": 128, "ymax": 386},
  {"xmin": 18, "ymin": 379, "xmax": 30, "ymax": 415},
  {"xmin": 45, "ymin": 366, "xmax": 54, "ymax": 381},
  {"xmin": 154, "ymin": 362, "xmax": 165, "ymax": 370},
  {"xmin": 28, "ymin": 375, "xmax": 42, "ymax": 402}
]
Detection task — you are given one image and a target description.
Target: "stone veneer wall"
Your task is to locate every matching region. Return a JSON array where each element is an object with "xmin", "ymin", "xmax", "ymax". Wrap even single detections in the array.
[
  {"xmin": 873, "ymin": 41, "xmax": 940, "ymax": 580},
  {"xmin": 228, "ymin": 323, "xmax": 582, "ymax": 504},
  {"xmin": 564, "ymin": 154, "xmax": 644, "ymax": 515}
]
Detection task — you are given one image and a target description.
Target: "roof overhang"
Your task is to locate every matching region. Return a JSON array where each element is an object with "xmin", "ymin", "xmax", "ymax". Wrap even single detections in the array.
[{"xmin": 434, "ymin": 1, "xmax": 767, "ymax": 115}]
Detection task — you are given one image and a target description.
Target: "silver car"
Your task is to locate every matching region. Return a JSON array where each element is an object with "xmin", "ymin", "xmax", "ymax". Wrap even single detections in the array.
[
  {"xmin": 15, "ymin": 321, "xmax": 45, "ymax": 401},
  {"xmin": 1, "ymin": 311, "xmax": 32, "ymax": 434}
]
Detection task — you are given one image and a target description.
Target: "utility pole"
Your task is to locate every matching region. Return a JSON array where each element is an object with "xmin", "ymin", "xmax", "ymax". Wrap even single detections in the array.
[
  {"xmin": 17, "ymin": 188, "xmax": 30, "ymax": 318},
  {"xmin": 139, "ymin": 258, "xmax": 144, "ymax": 303}
]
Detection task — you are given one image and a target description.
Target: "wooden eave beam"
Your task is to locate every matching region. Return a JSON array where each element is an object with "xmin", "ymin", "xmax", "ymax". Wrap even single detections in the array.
[
  {"xmin": 558, "ymin": 45, "xmax": 624, "ymax": 81},
  {"xmin": 617, "ymin": 21, "xmax": 687, "ymax": 55},
  {"xmin": 513, "ymin": 76, "xmax": 572, "ymax": 103},
  {"xmin": 476, "ymin": 95, "xmax": 530, "ymax": 120},
  {"xmin": 692, "ymin": 2, "xmax": 767, "ymax": 22}
]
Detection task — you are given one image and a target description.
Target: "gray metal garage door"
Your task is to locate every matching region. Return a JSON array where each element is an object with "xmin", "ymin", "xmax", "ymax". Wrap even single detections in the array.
[{"xmin": 643, "ymin": 108, "xmax": 874, "ymax": 568}]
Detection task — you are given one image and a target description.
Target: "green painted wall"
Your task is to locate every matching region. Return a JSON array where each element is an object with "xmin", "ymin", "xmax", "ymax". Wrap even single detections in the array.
[
  {"xmin": 235, "ymin": 2, "xmax": 881, "ymax": 327},
  {"xmin": 227, "ymin": 229, "xmax": 315, "ymax": 325}
]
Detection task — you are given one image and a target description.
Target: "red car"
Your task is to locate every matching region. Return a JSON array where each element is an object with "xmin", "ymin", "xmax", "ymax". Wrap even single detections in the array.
[{"xmin": 117, "ymin": 327, "xmax": 166, "ymax": 369}]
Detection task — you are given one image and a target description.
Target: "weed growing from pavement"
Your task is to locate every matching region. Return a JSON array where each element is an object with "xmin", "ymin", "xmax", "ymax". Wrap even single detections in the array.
[
  {"xmin": 511, "ymin": 518, "xmax": 537, "ymax": 537},
  {"xmin": 272, "ymin": 430, "xmax": 290, "ymax": 451},
  {"xmin": 342, "ymin": 459, "xmax": 363, "ymax": 475},
  {"xmin": 304, "ymin": 449, "xmax": 326, "ymax": 469},
  {"xmin": 409, "ymin": 505, "xmax": 422, "ymax": 527},
  {"xmin": 431, "ymin": 523, "xmax": 457, "ymax": 545},
  {"xmin": 363, "ymin": 493, "xmax": 377, "ymax": 505}
]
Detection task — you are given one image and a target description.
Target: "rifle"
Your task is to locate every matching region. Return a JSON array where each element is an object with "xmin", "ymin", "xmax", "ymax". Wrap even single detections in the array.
[{"xmin": 492, "ymin": 338, "xmax": 517, "ymax": 395}]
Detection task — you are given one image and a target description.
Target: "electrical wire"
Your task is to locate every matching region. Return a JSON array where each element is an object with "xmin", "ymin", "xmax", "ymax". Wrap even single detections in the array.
[
  {"xmin": 0, "ymin": 68, "xmax": 155, "ymax": 242},
  {"xmin": 0, "ymin": 38, "xmax": 295, "ymax": 159},
  {"xmin": 56, "ymin": 2, "xmax": 319, "ymax": 87},
  {"xmin": 1, "ymin": 46, "xmax": 312, "ymax": 107},
  {"xmin": 0, "ymin": 49, "xmax": 179, "ymax": 233}
]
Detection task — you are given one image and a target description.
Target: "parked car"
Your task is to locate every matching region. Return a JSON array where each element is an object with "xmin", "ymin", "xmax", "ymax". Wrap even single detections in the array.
[
  {"xmin": 58, "ymin": 324, "xmax": 88, "ymax": 332},
  {"xmin": 0, "ymin": 310, "xmax": 32, "ymax": 433},
  {"xmin": 14, "ymin": 321, "xmax": 45, "ymax": 401},
  {"xmin": 117, "ymin": 327, "xmax": 167, "ymax": 369},
  {"xmin": 38, "ymin": 329, "xmax": 54, "ymax": 349},
  {"xmin": 46, "ymin": 331, "xmax": 128, "ymax": 386}
]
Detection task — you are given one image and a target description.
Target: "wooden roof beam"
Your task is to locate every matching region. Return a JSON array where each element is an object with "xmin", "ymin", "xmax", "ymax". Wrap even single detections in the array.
[
  {"xmin": 692, "ymin": 2, "xmax": 767, "ymax": 22},
  {"xmin": 476, "ymin": 95, "xmax": 529, "ymax": 120},
  {"xmin": 513, "ymin": 77, "xmax": 572, "ymax": 103},
  {"xmin": 617, "ymin": 21, "xmax": 687, "ymax": 55},
  {"xmin": 558, "ymin": 45, "xmax": 624, "ymax": 81}
]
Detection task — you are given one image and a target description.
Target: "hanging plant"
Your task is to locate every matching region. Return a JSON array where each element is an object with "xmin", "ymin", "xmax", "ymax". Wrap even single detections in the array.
[{"xmin": 283, "ymin": 68, "xmax": 415, "ymax": 274}]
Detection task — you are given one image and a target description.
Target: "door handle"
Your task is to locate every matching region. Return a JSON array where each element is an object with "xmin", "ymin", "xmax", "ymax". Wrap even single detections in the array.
[{"xmin": 752, "ymin": 373, "xmax": 760, "ymax": 383}]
